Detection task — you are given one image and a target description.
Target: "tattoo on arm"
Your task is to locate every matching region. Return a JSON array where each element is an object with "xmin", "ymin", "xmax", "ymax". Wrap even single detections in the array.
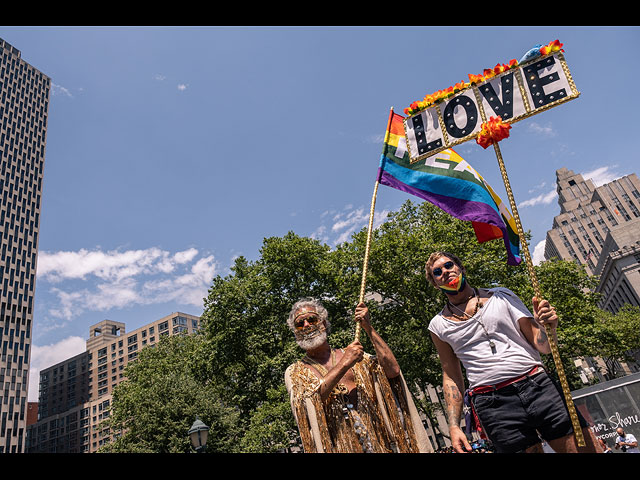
[
  {"xmin": 535, "ymin": 328, "xmax": 548, "ymax": 347},
  {"xmin": 445, "ymin": 384, "xmax": 462, "ymax": 426}
]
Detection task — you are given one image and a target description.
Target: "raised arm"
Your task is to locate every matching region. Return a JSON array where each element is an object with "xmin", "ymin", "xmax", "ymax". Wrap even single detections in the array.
[{"xmin": 354, "ymin": 302, "xmax": 401, "ymax": 379}]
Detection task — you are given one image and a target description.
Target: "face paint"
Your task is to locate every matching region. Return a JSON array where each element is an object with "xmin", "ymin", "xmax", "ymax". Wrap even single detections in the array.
[{"xmin": 439, "ymin": 272, "xmax": 466, "ymax": 295}]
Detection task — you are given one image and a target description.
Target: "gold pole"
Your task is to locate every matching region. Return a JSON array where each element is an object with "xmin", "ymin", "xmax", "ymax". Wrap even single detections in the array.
[
  {"xmin": 355, "ymin": 179, "xmax": 380, "ymax": 342},
  {"xmin": 492, "ymin": 141, "xmax": 586, "ymax": 447},
  {"xmin": 355, "ymin": 107, "xmax": 394, "ymax": 341}
]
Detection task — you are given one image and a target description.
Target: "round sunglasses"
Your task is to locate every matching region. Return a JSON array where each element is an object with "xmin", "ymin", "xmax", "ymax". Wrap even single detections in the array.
[{"xmin": 432, "ymin": 260, "xmax": 455, "ymax": 278}]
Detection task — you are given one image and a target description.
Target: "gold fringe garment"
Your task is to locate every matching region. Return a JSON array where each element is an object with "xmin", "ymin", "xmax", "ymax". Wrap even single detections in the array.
[{"xmin": 285, "ymin": 353, "xmax": 432, "ymax": 453}]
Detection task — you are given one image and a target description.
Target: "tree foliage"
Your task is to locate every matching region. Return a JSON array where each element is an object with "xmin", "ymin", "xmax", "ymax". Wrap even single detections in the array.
[
  {"xmin": 100, "ymin": 333, "xmax": 240, "ymax": 453},
  {"xmin": 104, "ymin": 199, "xmax": 640, "ymax": 452}
]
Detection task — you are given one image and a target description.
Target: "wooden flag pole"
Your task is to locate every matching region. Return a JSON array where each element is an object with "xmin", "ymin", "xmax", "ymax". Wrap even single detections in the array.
[
  {"xmin": 355, "ymin": 107, "xmax": 393, "ymax": 342},
  {"xmin": 491, "ymin": 140, "xmax": 586, "ymax": 447}
]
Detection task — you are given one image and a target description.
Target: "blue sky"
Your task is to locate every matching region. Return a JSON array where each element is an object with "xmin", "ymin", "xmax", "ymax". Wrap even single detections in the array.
[{"xmin": 1, "ymin": 26, "xmax": 638, "ymax": 401}]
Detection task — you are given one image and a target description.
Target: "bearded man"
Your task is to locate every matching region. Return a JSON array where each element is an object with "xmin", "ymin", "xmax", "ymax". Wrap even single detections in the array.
[{"xmin": 284, "ymin": 297, "xmax": 432, "ymax": 453}]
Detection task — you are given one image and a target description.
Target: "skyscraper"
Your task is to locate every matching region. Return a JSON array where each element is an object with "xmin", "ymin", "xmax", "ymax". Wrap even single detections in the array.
[
  {"xmin": 0, "ymin": 38, "xmax": 50, "ymax": 452},
  {"xmin": 544, "ymin": 167, "xmax": 640, "ymax": 312}
]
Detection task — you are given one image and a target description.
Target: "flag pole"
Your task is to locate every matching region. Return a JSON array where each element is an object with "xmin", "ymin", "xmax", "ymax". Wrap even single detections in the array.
[
  {"xmin": 355, "ymin": 107, "xmax": 394, "ymax": 342},
  {"xmin": 491, "ymin": 140, "xmax": 586, "ymax": 447},
  {"xmin": 355, "ymin": 179, "xmax": 380, "ymax": 342}
]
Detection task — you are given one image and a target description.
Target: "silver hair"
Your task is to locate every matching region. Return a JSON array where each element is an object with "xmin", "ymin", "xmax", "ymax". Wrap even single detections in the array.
[{"xmin": 287, "ymin": 297, "xmax": 330, "ymax": 333}]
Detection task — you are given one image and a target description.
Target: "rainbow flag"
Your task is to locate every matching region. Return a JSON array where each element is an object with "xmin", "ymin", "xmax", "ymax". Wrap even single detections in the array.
[{"xmin": 377, "ymin": 110, "xmax": 521, "ymax": 265}]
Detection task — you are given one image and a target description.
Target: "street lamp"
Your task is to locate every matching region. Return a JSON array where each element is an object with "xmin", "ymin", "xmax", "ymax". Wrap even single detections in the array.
[{"xmin": 188, "ymin": 416, "xmax": 209, "ymax": 453}]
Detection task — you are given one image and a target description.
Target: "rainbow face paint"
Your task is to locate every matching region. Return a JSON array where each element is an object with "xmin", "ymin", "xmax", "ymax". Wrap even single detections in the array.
[{"xmin": 439, "ymin": 273, "xmax": 466, "ymax": 295}]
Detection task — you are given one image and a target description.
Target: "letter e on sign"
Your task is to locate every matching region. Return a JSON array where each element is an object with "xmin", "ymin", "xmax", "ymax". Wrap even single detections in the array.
[{"xmin": 522, "ymin": 54, "xmax": 572, "ymax": 111}]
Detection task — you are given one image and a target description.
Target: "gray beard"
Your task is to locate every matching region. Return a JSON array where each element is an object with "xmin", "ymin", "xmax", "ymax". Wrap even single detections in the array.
[{"xmin": 295, "ymin": 324, "xmax": 328, "ymax": 351}]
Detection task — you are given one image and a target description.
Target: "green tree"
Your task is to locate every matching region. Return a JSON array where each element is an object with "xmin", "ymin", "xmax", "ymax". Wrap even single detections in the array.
[
  {"xmin": 193, "ymin": 232, "xmax": 356, "ymax": 452},
  {"xmin": 537, "ymin": 259, "xmax": 602, "ymax": 385},
  {"xmin": 512, "ymin": 257, "xmax": 640, "ymax": 387},
  {"xmin": 194, "ymin": 234, "xmax": 339, "ymax": 412},
  {"xmin": 100, "ymin": 333, "xmax": 240, "ymax": 453},
  {"xmin": 327, "ymin": 200, "xmax": 533, "ymax": 435},
  {"xmin": 593, "ymin": 304, "xmax": 640, "ymax": 379},
  {"xmin": 238, "ymin": 385, "xmax": 299, "ymax": 453},
  {"xmin": 104, "ymin": 199, "xmax": 640, "ymax": 452},
  {"xmin": 196, "ymin": 200, "xmax": 540, "ymax": 447}
]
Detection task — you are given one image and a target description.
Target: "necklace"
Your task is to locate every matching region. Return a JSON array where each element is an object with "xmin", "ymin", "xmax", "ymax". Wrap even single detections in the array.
[
  {"xmin": 475, "ymin": 317, "xmax": 497, "ymax": 354},
  {"xmin": 447, "ymin": 288, "xmax": 483, "ymax": 320},
  {"xmin": 304, "ymin": 352, "xmax": 371, "ymax": 451},
  {"xmin": 450, "ymin": 291, "xmax": 475, "ymax": 306},
  {"xmin": 447, "ymin": 289, "xmax": 496, "ymax": 354}
]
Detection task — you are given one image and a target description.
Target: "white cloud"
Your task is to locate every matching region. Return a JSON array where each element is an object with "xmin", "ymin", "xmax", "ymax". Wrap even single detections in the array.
[
  {"xmin": 518, "ymin": 166, "xmax": 622, "ymax": 209},
  {"xmin": 518, "ymin": 189, "xmax": 557, "ymax": 208},
  {"xmin": 37, "ymin": 247, "xmax": 217, "ymax": 322},
  {"xmin": 528, "ymin": 181, "xmax": 546, "ymax": 194},
  {"xmin": 189, "ymin": 256, "xmax": 217, "ymax": 284},
  {"xmin": 582, "ymin": 166, "xmax": 621, "ymax": 187},
  {"xmin": 29, "ymin": 336, "xmax": 86, "ymax": 402},
  {"xmin": 177, "ymin": 83, "xmax": 188, "ymax": 91},
  {"xmin": 51, "ymin": 83, "xmax": 74, "ymax": 98},
  {"xmin": 29, "ymin": 248, "xmax": 217, "ymax": 401},
  {"xmin": 532, "ymin": 239, "xmax": 546, "ymax": 266},
  {"xmin": 153, "ymin": 73, "xmax": 166, "ymax": 81},
  {"xmin": 173, "ymin": 247, "xmax": 198, "ymax": 264},
  {"xmin": 527, "ymin": 121, "xmax": 556, "ymax": 137},
  {"xmin": 311, "ymin": 205, "xmax": 389, "ymax": 246},
  {"xmin": 37, "ymin": 247, "xmax": 200, "ymax": 282}
]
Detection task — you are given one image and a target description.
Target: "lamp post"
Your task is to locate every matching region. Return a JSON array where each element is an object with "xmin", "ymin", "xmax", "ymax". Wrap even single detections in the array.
[{"xmin": 188, "ymin": 416, "xmax": 209, "ymax": 453}]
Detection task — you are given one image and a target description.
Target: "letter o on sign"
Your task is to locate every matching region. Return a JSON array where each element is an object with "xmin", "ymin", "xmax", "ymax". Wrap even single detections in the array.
[{"xmin": 442, "ymin": 94, "xmax": 478, "ymax": 139}]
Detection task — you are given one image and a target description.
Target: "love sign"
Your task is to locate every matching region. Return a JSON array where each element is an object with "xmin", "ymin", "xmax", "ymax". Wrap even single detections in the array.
[
  {"xmin": 404, "ymin": 49, "xmax": 579, "ymax": 163},
  {"xmin": 389, "ymin": 41, "xmax": 586, "ymax": 447}
]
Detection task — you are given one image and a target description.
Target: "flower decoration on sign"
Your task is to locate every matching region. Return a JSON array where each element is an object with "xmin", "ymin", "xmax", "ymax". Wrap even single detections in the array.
[
  {"xmin": 405, "ymin": 81, "xmax": 471, "ymax": 116},
  {"xmin": 404, "ymin": 40, "xmax": 563, "ymax": 116},
  {"xmin": 476, "ymin": 116, "xmax": 511, "ymax": 149},
  {"xmin": 540, "ymin": 39, "xmax": 563, "ymax": 56},
  {"xmin": 468, "ymin": 59, "xmax": 519, "ymax": 85}
]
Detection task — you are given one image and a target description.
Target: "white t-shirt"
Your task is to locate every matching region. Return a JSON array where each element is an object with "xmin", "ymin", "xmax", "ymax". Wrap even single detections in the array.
[
  {"xmin": 428, "ymin": 287, "xmax": 543, "ymax": 388},
  {"xmin": 616, "ymin": 433, "xmax": 639, "ymax": 453}
]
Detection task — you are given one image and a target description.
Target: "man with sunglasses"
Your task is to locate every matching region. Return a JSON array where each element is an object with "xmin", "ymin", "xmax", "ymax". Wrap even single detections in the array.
[
  {"xmin": 425, "ymin": 251, "xmax": 601, "ymax": 454},
  {"xmin": 284, "ymin": 297, "xmax": 431, "ymax": 453}
]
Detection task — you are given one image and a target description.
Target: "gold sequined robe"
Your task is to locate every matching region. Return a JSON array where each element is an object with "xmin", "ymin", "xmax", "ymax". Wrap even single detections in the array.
[{"xmin": 284, "ymin": 352, "xmax": 432, "ymax": 453}]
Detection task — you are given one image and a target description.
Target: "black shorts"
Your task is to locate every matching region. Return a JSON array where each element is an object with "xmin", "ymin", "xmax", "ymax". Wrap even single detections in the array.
[{"xmin": 471, "ymin": 371, "xmax": 589, "ymax": 453}]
